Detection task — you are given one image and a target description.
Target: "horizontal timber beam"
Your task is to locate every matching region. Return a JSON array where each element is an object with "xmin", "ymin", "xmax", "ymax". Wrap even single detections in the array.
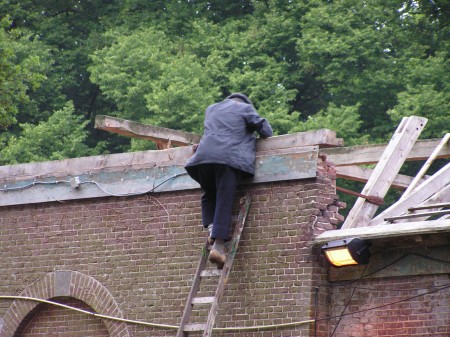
[
  {"xmin": 0, "ymin": 144, "xmax": 318, "ymax": 207},
  {"xmin": 95, "ymin": 115, "xmax": 201, "ymax": 147},
  {"xmin": 313, "ymin": 219, "xmax": 450, "ymax": 246},
  {"xmin": 0, "ymin": 129, "xmax": 338, "ymax": 183},
  {"xmin": 336, "ymin": 165, "xmax": 428, "ymax": 189},
  {"xmin": 321, "ymin": 138, "xmax": 450, "ymax": 166}
]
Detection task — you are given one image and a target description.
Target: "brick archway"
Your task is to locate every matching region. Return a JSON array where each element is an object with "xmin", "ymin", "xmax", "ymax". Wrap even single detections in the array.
[{"xmin": 1, "ymin": 270, "xmax": 130, "ymax": 337}]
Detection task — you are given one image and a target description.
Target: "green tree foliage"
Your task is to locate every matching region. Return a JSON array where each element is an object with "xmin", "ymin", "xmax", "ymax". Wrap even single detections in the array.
[
  {"xmin": 0, "ymin": 17, "xmax": 49, "ymax": 129},
  {"xmin": 0, "ymin": 0, "xmax": 448, "ymax": 164},
  {"xmin": 0, "ymin": 102, "xmax": 93, "ymax": 165}
]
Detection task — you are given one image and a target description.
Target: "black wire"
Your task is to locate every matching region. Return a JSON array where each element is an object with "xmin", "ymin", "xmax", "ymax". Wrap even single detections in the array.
[
  {"xmin": 328, "ymin": 264, "xmax": 369, "ymax": 337},
  {"xmin": 317, "ymin": 283, "xmax": 450, "ymax": 323},
  {"xmin": 318, "ymin": 252, "xmax": 450, "ymax": 288},
  {"xmin": 314, "ymin": 286, "xmax": 319, "ymax": 337},
  {"xmin": 333, "ymin": 283, "xmax": 450, "ymax": 292}
]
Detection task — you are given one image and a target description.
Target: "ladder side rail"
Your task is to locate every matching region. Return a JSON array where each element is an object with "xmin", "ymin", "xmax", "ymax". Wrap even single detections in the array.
[
  {"xmin": 202, "ymin": 195, "xmax": 252, "ymax": 337},
  {"xmin": 176, "ymin": 239, "xmax": 210, "ymax": 337}
]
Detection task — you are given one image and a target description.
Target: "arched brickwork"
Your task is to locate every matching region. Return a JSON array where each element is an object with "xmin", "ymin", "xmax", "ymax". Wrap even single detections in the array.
[{"xmin": 1, "ymin": 270, "xmax": 130, "ymax": 337}]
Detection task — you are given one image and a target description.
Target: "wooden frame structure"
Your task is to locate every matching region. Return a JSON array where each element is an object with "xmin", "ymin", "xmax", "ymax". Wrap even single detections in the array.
[{"xmin": 315, "ymin": 116, "xmax": 450, "ymax": 255}]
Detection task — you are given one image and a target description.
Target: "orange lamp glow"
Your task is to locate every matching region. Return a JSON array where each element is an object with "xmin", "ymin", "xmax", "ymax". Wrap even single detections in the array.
[{"xmin": 321, "ymin": 238, "xmax": 371, "ymax": 267}]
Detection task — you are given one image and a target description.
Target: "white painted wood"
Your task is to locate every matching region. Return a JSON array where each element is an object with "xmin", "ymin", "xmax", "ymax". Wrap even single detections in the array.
[
  {"xmin": 314, "ymin": 219, "xmax": 450, "ymax": 245},
  {"xmin": 370, "ymin": 163, "xmax": 450, "ymax": 226},
  {"xmin": 192, "ymin": 296, "xmax": 215, "ymax": 304},
  {"xmin": 184, "ymin": 324, "xmax": 206, "ymax": 332},
  {"xmin": 341, "ymin": 116, "xmax": 428, "ymax": 229},
  {"xmin": 200, "ymin": 270, "xmax": 222, "ymax": 277},
  {"xmin": 385, "ymin": 209, "xmax": 450, "ymax": 222},
  {"xmin": 401, "ymin": 133, "xmax": 450, "ymax": 199}
]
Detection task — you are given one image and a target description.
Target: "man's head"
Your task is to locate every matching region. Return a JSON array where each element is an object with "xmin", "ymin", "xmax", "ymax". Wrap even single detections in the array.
[{"xmin": 226, "ymin": 93, "xmax": 252, "ymax": 104}]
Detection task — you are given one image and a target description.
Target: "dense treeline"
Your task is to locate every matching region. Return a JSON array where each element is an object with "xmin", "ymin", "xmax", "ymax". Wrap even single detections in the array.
[{"xmin": 1, "ymin": 0, "xmax": 449, "ymax": 164}]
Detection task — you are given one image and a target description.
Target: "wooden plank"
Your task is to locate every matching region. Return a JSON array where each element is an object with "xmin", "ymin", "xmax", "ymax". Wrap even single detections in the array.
[
  {"xmin": 328, "ymin": 246, "xmax": 450, "ymax": 281},
  {"xmin": 200, "ymin": 270, "xmax": 222, "ymax": 277},
  {"xmin": 401, "ymin": 133, "xmax": 450, "ymax": 199},
  {"xmin": 192, "ymin": 296, "xmax": 215, "ymax": 304},
  {"xmin": 0, "ymin": 133, "xmax": 321, "ymax": 183},
  {"xmin": 176, "ymin": 237, "xmax": 210, "ymax": 337},
  {"xmin": 95, "ymin": 115, "xmax": 201, "ymax": 147},
  {"xmin": 336, "ymin": 165, "xmax": 426, "ymax": 189},
  {"xmin": 321, "ymin": 138, "xmax": 450, "ymax": 166},
  {"xmin": 369, "ymin": 163, "xmax": 450, "ymax": 226},
  {"xmin": 184, "ymin": 324, "xmax": 206, "ymax": 332},
  {"xmin": 341, "ymin": 116, "xmax": 428, "ymax": 229},
  {"xmin": 256, "ymin": 129, "xmax": 343, "ymax": 152},
  {"xmin": 0, "ymin": 148, "xmax": 318, "ymax": 207},
  {"xmin": 385, "ymin": 209, "xmax": 450, "ymax": 222},
  {"xmin": 314, "ymin": 218, "xmax": 450, "ymax": 246},
  {"xmin": 409, "ymin": 202, "xmax": 450, "ymax": 211}
]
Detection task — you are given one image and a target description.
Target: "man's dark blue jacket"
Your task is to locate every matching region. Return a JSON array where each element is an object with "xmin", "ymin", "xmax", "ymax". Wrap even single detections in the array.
[{"xmin": 185, "ymin": 94, "xmax": 273, "ymax": 177}]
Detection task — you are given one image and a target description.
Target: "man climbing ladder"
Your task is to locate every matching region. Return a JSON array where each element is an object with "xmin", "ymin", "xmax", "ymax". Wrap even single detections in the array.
[
  {"xmin": 185, "ymin": 93, "xmax": 272, "ymax": 268},
  {"xmin": 176, "ymin": 194, "xmax": 252, "ymax": 337}
]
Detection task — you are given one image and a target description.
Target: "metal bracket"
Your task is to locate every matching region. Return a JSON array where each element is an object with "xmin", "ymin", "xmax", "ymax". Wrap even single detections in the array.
[{"xmin": 336, "ymin": 186, "xmax": 384, "ymax": 206}]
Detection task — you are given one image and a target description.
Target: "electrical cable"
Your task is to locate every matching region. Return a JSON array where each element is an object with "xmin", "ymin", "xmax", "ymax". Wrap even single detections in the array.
[
  {"xmin": 0, "ymin": 295, "xmax": 314, "ymax": 331},
  {"xmin": 317, "ymin": 283, "xmax": 450, "ymax": 322},
  {"xmin": 0, "ymin": 180, "xmax": 71, "ymax": 192},
  {"xmin": 0, "ymin": 173, "xmax": 188, "ymax": 197},
  {"xmin": 1, "ymin": 284, "xmax": 448, "ymax": 332},
  {"xmin": 318, "ymin": 252, "xmax": 450, "ymax": 288},
  {"xmin": 314, "ymin": 286, "xmax": 319, "ymax": 337},
  {"xmin": 80, "ymin": 172, "xmax": 189, "ymax": 197},
  {"xmin": 328, "ymin": 264, "xmax": 368, "ymax": 337}
]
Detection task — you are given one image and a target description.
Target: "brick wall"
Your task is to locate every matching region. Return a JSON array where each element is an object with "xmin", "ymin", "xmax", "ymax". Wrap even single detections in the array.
[
  {"xmin": 2, "ymin": 155, "xmax": 448, "ymax": 337},
  {"xmin": 327, "ymin": 274, "xmax": 450, "ymax": 337},
  {"xmin": 0, "ymin": 158, "xmax": 339, "ymax": 337}
]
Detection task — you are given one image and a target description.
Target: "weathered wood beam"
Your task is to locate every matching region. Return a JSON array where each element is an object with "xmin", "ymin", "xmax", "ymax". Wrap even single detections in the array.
[
  {"xmin": 95, "ymin": 115, "xmax": 201, "ymax": 147},
  {"xmin": 0, "ymin": 128, "xmax": 338, "ymax": 183},
  {"xmin": 369, "ymin": 164, "xmax": 450, "ymax": 226},
  {"xmin": 256, "ymin": 128, "xmax": 343, "ymax": 153},
  {"xmin": 314, "ymin": 218, "xmax": 450, "ymax": 245},
  {"xmin": 400, "ymin": 133, "xmax": 450, "ymax": 199},
  {"xmin": 336, "ymin": 165, "xmax": 428, "ymax": 189},
  {"xmin": 385, "ymin": 209, "xmax": 450, "ymax": 222},
  {"xmin": 0, "ymin": 144, "xmax": 318, "ymax": 206},
  {"xmin": 321, "ymin": 138, "xmax": 450, "ymax": 166},
  {"xmin": 341, "ymin": 116, "xmax": 428, "ymax": 229},
  {"xmin": 95, "ymin": 115, "xmax": 343, "ymax": 151}
]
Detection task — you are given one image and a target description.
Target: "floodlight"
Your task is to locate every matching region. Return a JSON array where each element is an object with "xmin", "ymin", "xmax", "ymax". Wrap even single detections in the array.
[{"xmin": 321, "ymin": 238, "xmax": 371, "ymax": 267}]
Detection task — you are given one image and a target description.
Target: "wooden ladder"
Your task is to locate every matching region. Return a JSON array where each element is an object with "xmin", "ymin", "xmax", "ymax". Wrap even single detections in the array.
[{"xmin": 176, "ymin": 194, "xmax": 251, "ymax": 337}]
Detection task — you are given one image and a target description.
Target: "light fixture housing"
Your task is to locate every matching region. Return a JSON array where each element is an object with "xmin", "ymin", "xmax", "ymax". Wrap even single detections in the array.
[{"xmin": 321, "ymin": 238, "xmax": 371, "ymax": 267}]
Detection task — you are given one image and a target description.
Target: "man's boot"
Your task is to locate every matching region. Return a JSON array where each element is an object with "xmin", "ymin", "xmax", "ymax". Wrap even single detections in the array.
[
  {"xmin": 207, "ymin": 224, "xmax": 215, "ymax": 245},
  {"xmin": 209, "ymin": 239, "xmax": 226, "ymax": 269}
]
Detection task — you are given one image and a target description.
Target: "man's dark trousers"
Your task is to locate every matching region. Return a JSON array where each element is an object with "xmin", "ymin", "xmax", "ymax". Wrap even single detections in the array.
[{"xmin": 186, "ymin": 163, "xmax": 240, "ymax": 241}]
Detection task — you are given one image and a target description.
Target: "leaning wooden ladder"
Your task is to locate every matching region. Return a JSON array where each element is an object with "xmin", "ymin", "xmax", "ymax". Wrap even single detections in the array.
[{"xmin": 176, "ymin": 195, "xmax": 251, "ymax": 337}]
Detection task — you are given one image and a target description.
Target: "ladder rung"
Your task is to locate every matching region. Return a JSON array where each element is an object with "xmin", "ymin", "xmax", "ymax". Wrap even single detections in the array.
[
  {"xmin": 184, "ymin": 323, "xmax": 206, "ymax": 332},
  {"xmin": 200, "ymin": 269, "xmax": 222, "ymax": 277},
  {"xmin": 192, "ymin": 296, "xmax": 215, "ymax": 304}
]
